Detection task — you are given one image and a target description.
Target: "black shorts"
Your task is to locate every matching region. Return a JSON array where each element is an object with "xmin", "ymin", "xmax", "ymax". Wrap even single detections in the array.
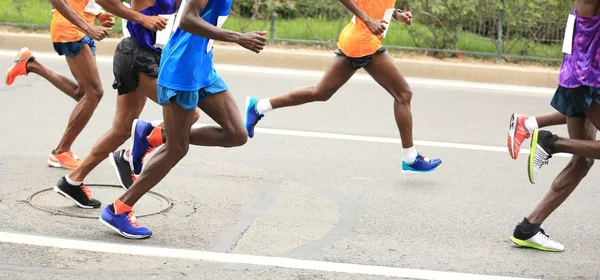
[
  {"xmin": 334, "ymin": 47, "xmax": 388, "ymax": 69},
  {"xmin": 112, "ymin": 37, "xmax": 161, "ymax": 95},
  {"xmin": 550, "ymin": 85, "xmax": 600, "ymax": 118}
]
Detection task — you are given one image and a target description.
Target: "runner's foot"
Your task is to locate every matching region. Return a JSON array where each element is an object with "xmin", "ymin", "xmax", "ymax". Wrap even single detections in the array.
[
  {"xmin": 528, "ymin": 129, "xmax": 557, "ymax": 184},
  {"xmin": 511, "ymin": 224, "xmax": 564, "ymax": 252},
  {"xmin": 54, "ymin": 176, "xmax": 101, "ymax": 209},
  {"xmin": 244, "ymin": 96, "xmax": 264, "ymax": 138},
  {"xmin": 48, "ymin": 150, "xmax": 81, "ymax": 170},
  {"xmin": 508, "ymin": 113, "xmax": 531, "ymax": 160},
  {"xmin": 109, "ymin": 149, "xmax": 135, "ymax": 190},
  {"xmin": 130, "ymin": 119, "xmax": 155, "ymax": 175},
  {"xmin": 5, "ymin": 47, "xmax": 33, "ymax": 85},
  {"xmin": 100, "ymin": 205, "xmax": 152, "ymax": 239},
  {"xmin": 401, "ymin": 154, "xmax": 442, "ymax": 174}
]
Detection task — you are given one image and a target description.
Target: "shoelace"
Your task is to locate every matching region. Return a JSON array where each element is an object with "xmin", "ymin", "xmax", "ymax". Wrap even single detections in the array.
[
  {"xmin": 533, "ymin": 147, "xmax": 552, "ymax": 169},
  {"xmin": 537, "ymin": 229, "xmax": 551, "ymax": 240},
  {"xmin": 131, "ymin": 174, "xmax": 137, "ymax": 183},
  {"xmin": 127, "ymin": 212, "xmax": 142, "ymax": 228},
  {"xmin": 142, "ymin": 146, "xmax": 156, "ymax": 163},
  {"xmin": 80, "ymin": 185, "xmax": 92, "ymax": 200}
]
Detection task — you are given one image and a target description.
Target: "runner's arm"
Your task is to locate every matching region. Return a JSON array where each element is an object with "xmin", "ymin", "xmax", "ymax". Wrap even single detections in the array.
[
  {"xmin": 179, "ymin": 0, "xmax": 241, "ymax": 42},
  {"xmin": 96, "ymin": 0, "xmax": 145, "ymax": 24},
  {"xmin": 49, "ymin": 0, "xmax": 94, "ymax": 33},
  {"xmin": 338, "ymin": 0, "xmax": 371, "ymax": 22}
]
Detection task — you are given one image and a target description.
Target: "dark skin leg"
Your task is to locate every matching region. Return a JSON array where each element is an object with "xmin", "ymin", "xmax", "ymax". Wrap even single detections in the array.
[
  {"xmin": 119, "ymin": 100, "xmax": 195, "ymax": 206},
  {"xmin": 553, "ymin": 101, "xmax": 600, "ymax": 158},
  {"xmin": 536, "ymin": 111, "xmax": 567, "ymax": 129},
  {"xmin": 269, "ymin": 56, "xmax": 356, "ymax": 109},
  {"xmin": 25, "ymin": 58, "xmax": 84, "ymax": 101},
  {"xmin": 55, "ymin": 45, "xmax": 104, "ymax": 154},
  {"xmin": 527, "ymin": 117, "xmax": 595, "ymax": 224},
  {"xmin": 364, "ymin": 52, "xmax": 414, "ymax": 149}
]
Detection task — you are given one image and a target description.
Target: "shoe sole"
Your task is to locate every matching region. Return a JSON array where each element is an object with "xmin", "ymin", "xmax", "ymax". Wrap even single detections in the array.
[
  {"xmin": 53, "ymin": 185, "xmax": 98, "ymax": 209},
  {"xmin": 5, "ymin": 47, "xmax": 29, "ymax": 86},
  {"xmin": 507, "ymin": 113, "xmax": 518, "ymax": 160},
  {"xmin": 401, "ymin": 163, "xmax": 443, "ymax": 175},
  {"xmin": 244, "ymin": 96, "xmax": 253, "ymax": 138},
  {"xmin": 129, "ymin": 119, "xmax": 140, "ymax": 175},
  {"xmin": 109, "ymin": 151, "xmax": 130, "ymax": 190},
  {"xmin": 528, "ymin": 129, "xmax": 539, "ymax": 184},
  {"xmin": 99, "ymin": 216, "xmax": 151, "ymax": 239},
  {"xmin": 510, "ymin": 236, "xmax": 563, "ymax": 252}
]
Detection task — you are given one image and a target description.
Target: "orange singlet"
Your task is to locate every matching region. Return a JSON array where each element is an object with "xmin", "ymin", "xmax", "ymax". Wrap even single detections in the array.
[
  {"xmin": 50, "ymin": 0, "xmax": 96, "ymax": 43},
  {"xmin": 337, "ymin": 0, "xmax": 396, "ymax": 58}
]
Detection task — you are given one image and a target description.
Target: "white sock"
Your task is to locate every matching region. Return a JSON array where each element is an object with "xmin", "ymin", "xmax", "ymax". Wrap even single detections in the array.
[
  {"xmin": 65, "ymin": 175, "xmax": 82, "ymax": 186},
  {"xmin": 524, "ymin": 116, "xmax": 538, "ymax": 134},
  {"xmin": 402, "ymin": 146, "xmax": 418, "ymax": 163},
  {"xmin": 256, "ymin": 99, "xmax": 273, "ymax": 114},
  {"xmin": 124, "ymin": 150, "xmax": 131, "ymax": 162}
]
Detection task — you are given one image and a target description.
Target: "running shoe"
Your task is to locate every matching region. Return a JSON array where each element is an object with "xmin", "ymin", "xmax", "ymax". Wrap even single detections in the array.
[
  {"xmin": 48, "ymin": 150, "xmax": 81, "ymax": 170},
  {"xmin": 528, "ymin": 129, "xmax": 557, "ymax": 184},
  {"xmin": 109, "ymin": 149, "xmax": 135, "ymax": 190},
  {"xmin": 244, "ymin": 96, "xmax": 264, "ymax": 138},
  {"xmin": 54, "ymin": 176, "xmax": 101, "ymax": 209},
  {"xmin": 99, "ymin": 205, "xmax": 152, "ymax": 239},
  {"xmin": 511, "ymin": 223, "xmax": 564, "ymax": 252},
  {"xmin": 5, "ymin": 47, "xmax": 33, "ymax": 86},
  {"xmin": 130, "ymin": 119, "xmax": 154, "ymax": 175},
  {"xmin": 401, "ymin": 154, "xmax": 442, "ymax": 174},
  {"xmin": 507, "ymin": 113, "xmax": 530, "ymax": 160}
]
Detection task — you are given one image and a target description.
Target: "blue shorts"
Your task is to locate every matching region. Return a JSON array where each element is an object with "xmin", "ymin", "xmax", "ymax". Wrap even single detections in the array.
[
  {"xmin": 157, "ymin": 77, "xmax": 228, "ymax": 111},
  {"xmin": 551, "ymin": 86, "xmax": 600, "ymax": 118},
  {"xmin": 53, "ymin": 35, "xmax": 96, "ymax": 57}
]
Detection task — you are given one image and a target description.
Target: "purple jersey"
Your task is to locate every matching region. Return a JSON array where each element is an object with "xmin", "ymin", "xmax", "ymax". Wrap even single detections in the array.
[
  {"xmin": 558, "ymin": 9, "xmax": 600, "ymax": 88},
  {"xmin": 126, "ymin": 0, "xmax": 178, "ymax": 53}
]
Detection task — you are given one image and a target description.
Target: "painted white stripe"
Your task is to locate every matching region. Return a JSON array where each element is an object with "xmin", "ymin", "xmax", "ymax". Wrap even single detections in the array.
[
  {"xmin": 172, "ymin": 121, "xmax": 570, "ymax": 158},
  {"xmin": 0, "ymin": 50, "xmax": 555, "ymax": 95},
  {"xmin": 0, "ymin": 231, "xmax": 536, "ymax": 280}
]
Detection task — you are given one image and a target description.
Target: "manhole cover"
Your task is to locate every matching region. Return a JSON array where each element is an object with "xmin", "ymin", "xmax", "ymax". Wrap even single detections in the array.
[{"xmin": 27, "ymin": 184, "xmax": 172, "ymax": 219}]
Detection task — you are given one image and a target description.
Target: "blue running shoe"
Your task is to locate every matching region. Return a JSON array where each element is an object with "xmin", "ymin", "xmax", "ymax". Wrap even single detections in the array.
[
  {"xmin": 401, "ymin": 154, "xmax": 442, "ymax": 174},
  {"xmin": 244, "ymin": 96, "xmax": 264, "ymax": 138},
  {"xmin": 99, "ymin": 205, "xmax": 152, "ymax": 239},
  {"xmin": 130, "ymin": 119, "xmax": 154, "ymax": 175}
]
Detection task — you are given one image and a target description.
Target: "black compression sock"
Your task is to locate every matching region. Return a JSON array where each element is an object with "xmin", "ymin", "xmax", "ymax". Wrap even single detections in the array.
[{"xmin": 520, "ymin": 217, "xmax": 541, "ymax": 233}]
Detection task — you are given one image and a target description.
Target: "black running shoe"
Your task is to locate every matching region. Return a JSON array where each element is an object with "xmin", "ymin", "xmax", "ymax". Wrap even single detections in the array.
[
  {"xmin": 109, "ymin": 149, "xmax": 135, "ymax": 190},
  {"xmin": 54, "ymin": 176, "xmax": 101, "ymax": 208}
]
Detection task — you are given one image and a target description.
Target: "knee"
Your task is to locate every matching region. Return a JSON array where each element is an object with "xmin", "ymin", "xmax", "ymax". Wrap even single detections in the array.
[
  {"xmin": 311, "ymin": 86, "xmax": 336, "ymax": 102},
  {"xmin": 224, "ymin": 127, "xmax": 248, "ymax": 147},
  {"xmin": 395, "ymin": 89, "xmax": 413, "ymax": 104},
  {"xmin": 192, "ymin": 108, "xmax": 201, "ymax": 123},
  {"xmin": 86, "ymin": 84, "xmax": 104, "ymax": 103},
  {"xmin": 113, "ymin": 125, "xmax": 131, "ymax": 143},
  {"xmin": 572, "ymin": 156, "xmax": 594, "ymax": 172},
  {"xmin": 166, "ymin": 138, "xmax": 189, "ymax": 161}
]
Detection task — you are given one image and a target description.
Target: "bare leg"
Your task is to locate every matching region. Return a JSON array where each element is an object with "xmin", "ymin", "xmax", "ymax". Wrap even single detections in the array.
[
  {"xmin": 552, "ymin": 101, "xmax": 600, "ymax": 158},
  {"xmin": 68, "ymin": 85, "xmax": 148, "ymax": 181},
  {"xmin": 269, "ymin": 56, "xmax": 356, "ymax": 109},
  {"xmin": 188, "ymin": 91, "xmax": 247, "ymax": 147},
  {"xmin": 527, "ymin": 117, "xmax": 595, "ymax": 224},
  {"xmin": 119, "ymin": 100, "xmax": 195, "ymax": 206},
  {"xmin": 364, "ymin": 52, "xmax": 414, "ymax": 149},
  {"xmin": 25, "ymin": 59, "xmax": 84, "ymax": 101},
  {"xmin": 55, "ymin": 45, "xmax": 104, "ymax": 154},
  {"xmin": 536, "ymin": 111, "xmax": 567, "ymax": 128}
]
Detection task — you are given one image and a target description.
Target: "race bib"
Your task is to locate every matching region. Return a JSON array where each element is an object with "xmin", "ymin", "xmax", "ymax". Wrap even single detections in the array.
[
  {"xmin": 154, "ymin": 14, "xmax": 176, "ymax": 48},
  {"xmin": 206, "ymin": 15, "xmax": 229, "ymax": 53},
  {"xmin": 121, "ymin": 2, "xmax": 131, "ymax": 38},
  {"xmin": 84, "ymin": 0, "xmax": 103, "ymax": 15},
  {"xmin": 562, "ymin": 14, "xmax": 576, "ymax": 54}
]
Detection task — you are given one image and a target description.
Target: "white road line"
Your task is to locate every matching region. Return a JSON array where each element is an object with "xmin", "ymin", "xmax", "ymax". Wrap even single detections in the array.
[
  {"xmin": 0, "ymin": 231, "xmax": 536, "ymax": 280},
  {"xmin": 179, "ymin": 122, "xmax": 570, "ymax": 158},
  {"xmin": 0, "ymin": 50, "xmax": 555, "ymax": 95}
]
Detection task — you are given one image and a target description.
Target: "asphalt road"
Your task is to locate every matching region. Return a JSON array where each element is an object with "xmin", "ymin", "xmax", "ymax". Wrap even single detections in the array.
[{"xmin": 0, "ymin": 50, "xmax": 598, "ymax": 280}]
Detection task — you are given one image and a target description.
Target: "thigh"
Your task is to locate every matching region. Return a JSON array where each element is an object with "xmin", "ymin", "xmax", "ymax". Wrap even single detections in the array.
[
  {"xmin": 314, "ymin": 55, "xmax": 357, "ymax": 93},
  {"xmin": 198, "ymin": 90, "xmax": 243, "ymax": 132},
  {"xmin": 138, "ymin": 73, "xmax": 159, "ymax": 104},
  {"xmin": 584, "ymin": 99, "xmax": 600, "ymax": 133},
  {"xmin": 567, "ymin": 116, "xmax": 596, "ymax": 141},
  {"xmin": 163, "ymin": 99, "xmax": 196, "ymax": 143},
  {"xmin": 364, "ymin": 51, "xmax": 411, "ymax": 99},
  {"xmin": 65, "ymin": 45, "xmax": 102, "ymax": 92}
]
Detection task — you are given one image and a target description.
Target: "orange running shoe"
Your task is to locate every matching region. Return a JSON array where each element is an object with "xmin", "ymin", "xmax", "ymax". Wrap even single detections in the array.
[
  {"xmin": 507, "ymin": 113, "xmax": 531, "ymax": 160},
  {"xmin": 48, "ymin": 150, "xmax": 81, "ymax": 170},
  {"xmin": 5, "ymin": 47, "xmax": 33, "ymax": 86}
]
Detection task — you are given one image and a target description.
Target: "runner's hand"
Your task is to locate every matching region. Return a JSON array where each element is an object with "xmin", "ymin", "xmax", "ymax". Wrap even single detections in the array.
[
  {"xmin": 98, "ymin": 13, "xmax": 115, "ymax": 28},
  {"xmin": 395, "ymin": 11, "xmax": 412, "ymax": 25},
  {"xmin": 365, "ymin": 18, "xmax": 387, "ymax": 36},
  {"xmin": 86, "ymin": 26, "xmax": 111, "ymax": 41},
  {"xmin": 142, "ymin": 15, "xmax": 168, "ymax": 31},
  {"xmin": 237, "ymin": 31, "xmax": 267, "ymax": 54}
]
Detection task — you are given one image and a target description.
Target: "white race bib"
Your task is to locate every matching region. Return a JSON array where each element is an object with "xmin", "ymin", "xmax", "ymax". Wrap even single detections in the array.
[
  {"xmin": 206, "ymin": 15, "xmax": 229, "ymax": 53},
  {"xmin": 121, "ymin": 2, "xmax": 131, "ymax": 38},
  {"xmin": 154, "ymin": 14, "xmax": 176, "ymax": 49},
  {"xmin": 562, "ymin": 14, "xmax": 576, "ymax": 54},
  {"xmin": 84, "ymin": 0, "xmax": 103, "ymax": 15}
]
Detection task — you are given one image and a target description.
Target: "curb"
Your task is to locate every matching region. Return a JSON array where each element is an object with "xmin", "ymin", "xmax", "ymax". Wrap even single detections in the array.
[{"xmin": 0, "ymin": 32, "xmax": 559, "ymax": 88}]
